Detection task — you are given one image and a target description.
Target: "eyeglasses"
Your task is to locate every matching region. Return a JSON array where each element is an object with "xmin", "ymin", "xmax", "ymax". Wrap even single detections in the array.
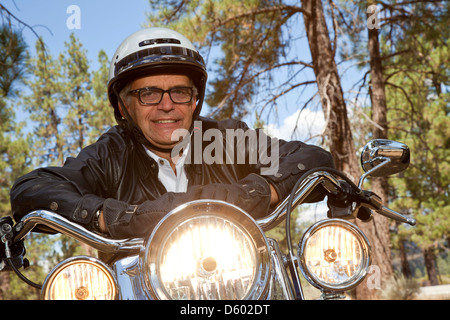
[{"xmin": 128, "ymin": 86, "xmax": 196, "ymax": 105}]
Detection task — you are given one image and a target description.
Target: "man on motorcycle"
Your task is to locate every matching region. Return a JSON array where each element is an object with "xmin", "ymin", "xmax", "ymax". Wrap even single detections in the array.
[{"xmin": 10, "ymin": 28, "xmax": 334, "ymax": 239}]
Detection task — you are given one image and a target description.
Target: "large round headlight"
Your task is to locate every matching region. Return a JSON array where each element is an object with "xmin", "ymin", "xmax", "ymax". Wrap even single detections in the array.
[
  {"xmin": 143, "ymin": 200, "xmax": 270, "ymax": 300},
  {"xmin": 298, "ymin": 219, "xmax": 371, "ymax": 292},
  {"xmin": 41, "ymin": 256, "xmax": 117, "ymax": 300}
]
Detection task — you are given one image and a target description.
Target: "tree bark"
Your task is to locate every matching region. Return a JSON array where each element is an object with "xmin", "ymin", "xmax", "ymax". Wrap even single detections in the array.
[
  {"xmin": 301, "ymin": 0, "xmax": 360, "ymax": 181},
  {"xmin": 354, "ymin": 19, "xmax": 394, "ymax": 299},
  {"xmin": 399, "ymin": 239, "xmax": 412, "ymax": 278},
  {"xmin": 423, "ymin": 247, "xmax": 439, "ymax": 286}
]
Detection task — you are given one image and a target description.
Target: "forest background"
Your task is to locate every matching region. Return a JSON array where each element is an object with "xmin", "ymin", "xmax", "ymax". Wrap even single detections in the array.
[{"xmin": 0, "ymin": 0, "xmax": 448, "ymax": 300}]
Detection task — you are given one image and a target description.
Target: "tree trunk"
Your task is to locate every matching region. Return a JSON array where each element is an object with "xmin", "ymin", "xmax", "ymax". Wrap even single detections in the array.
[
  {"xmin": 301, "ymin": 0, "xmax": 360, "ymax": 181},
  {"xmin": 354, "ymin": 19, "xmax": 394, "ymax": 300},
  {"xmin": 423, "ymin": 247, "xmax": 439, "ymax": 286},
  {"xmin": 399, "ymin": 240, "xmax": 412, "ymax": 278}
]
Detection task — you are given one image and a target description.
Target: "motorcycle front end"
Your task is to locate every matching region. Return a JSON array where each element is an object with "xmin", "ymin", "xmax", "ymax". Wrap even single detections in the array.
[
  {"xmin": 1, "ymin": 139, "xmax": 415, "ymax": 300},
  {"xmin": 34, "ymin": 200, "xmax": 293, "ymax": 300}
]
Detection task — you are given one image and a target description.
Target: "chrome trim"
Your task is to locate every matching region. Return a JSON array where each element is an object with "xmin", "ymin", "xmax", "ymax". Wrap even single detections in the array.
[
  {"xmin": 298, "ymin": 219, "xmax": 371, "ymax": 292},
  {"xmin": 113, "ymin": 255, "xmax": 150, "ymax": 300},
  {"xmin": 14, "ymin": 210, "xmax": 144, "ymax": 254},
  {"xmin": 266, "ymin": 238, "xmax": 295, "ymax": 300},
  {"xmin": 41, "ymin": 255, "xmax": 118, "ymax": 300}
]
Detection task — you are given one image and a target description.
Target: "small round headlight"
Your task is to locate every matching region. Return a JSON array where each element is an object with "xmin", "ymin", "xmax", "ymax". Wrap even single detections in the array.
[
  {"xmin": 143, "ymin": 200, "xmax": 270, "ymax": 300},
  {"xmin": 41, "ymin": 256, "xmax": 117, "ymax": 300},
  {"xmin": 298, "ymin": 219, "xmax": 371, "ymax": 292}
]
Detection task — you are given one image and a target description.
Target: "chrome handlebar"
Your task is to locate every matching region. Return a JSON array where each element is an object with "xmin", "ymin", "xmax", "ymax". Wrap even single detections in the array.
[
  {"xmin": 257, "ymin": 170, "xmax": 416, "ymax": 229},
  {"xmin": 256, "ymin": 171, "xmax": 339, "ymax": 230},
  {"xmin": 14, "ymin": 210, "xmax": 144, "ymax": 254},
  {"xmin": 378, "ymin": 206, "xmax": 416, "ymax": 226}
]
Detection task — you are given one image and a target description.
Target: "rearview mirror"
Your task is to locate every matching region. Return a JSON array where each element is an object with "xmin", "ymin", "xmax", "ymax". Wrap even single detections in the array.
[{"xmin": 360, "ymin": 139, "xmax": 410, "ymax": 177}]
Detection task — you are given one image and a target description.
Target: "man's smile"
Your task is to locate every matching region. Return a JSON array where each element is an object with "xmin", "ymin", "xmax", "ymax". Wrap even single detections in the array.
[{"xmin": 154, "ymin": 119, "xmax": 178, "ymax": 124}]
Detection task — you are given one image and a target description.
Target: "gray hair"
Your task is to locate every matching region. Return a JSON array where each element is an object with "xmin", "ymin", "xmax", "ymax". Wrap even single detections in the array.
[{"xmin": 119, "ymin": 82, "xmax": 133, "ymax": 106}]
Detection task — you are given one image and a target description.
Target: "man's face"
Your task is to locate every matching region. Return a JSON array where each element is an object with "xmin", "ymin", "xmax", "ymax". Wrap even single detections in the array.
[{"xmin": 121, "ymin": 74, "xmax": 197, "ymax": 151}]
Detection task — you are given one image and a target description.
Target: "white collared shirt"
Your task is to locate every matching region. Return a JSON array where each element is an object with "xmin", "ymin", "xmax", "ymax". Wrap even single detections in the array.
[{"xmin": 144, "ymin": 144, "xmax": 190, "ymax": 193}]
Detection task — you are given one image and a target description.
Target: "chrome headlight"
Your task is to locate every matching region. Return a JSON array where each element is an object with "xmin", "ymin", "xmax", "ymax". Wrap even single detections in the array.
[
  {"xmin": 298, "ymin": 219, "xmax": 371, "ymax": 292},
  {"xmin": 143, "ymin": 200, "xmax": 270, "ymax": 300},
  {"xmin": 41, "ymin": 256, "xmax": 117, "ymax": 300}
]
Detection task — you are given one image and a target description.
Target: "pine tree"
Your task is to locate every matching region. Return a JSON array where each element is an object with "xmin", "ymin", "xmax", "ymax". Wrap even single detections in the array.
[
  {"xmin": 22, "ymin": 39, "xmax": 65, "ymax": 166},
  {"xmin": 388, "ymin": 36, "xmax": 449, "ymax": 285},
  {"xmin": 87, "ymin": 49, "xmax": 114, "ymax": 142},
  {"xmin": 380, "ymin": 1, "xmax": 449, "ymax": 287},
  {"xmin": 6, "ymin": 34, "xmax": 113, "ymax": 298},
  {"xmin": 60, "ymin": 33, "xmax": 92, "ymax": 155},
  {"xmin": 0, "ymin": 25, "xmax": 34, "ymax": 299}
]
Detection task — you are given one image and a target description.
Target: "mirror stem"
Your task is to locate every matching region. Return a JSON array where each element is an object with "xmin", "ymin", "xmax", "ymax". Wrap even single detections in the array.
[{"xmin": 358, "ymin": 157, "xmax": 391, "ymax": 188}]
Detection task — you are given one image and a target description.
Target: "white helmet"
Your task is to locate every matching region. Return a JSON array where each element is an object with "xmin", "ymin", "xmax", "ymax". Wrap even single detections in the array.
[{"xmin": 107, "ymin": 27, "xmax": 207, "ymax": 126}]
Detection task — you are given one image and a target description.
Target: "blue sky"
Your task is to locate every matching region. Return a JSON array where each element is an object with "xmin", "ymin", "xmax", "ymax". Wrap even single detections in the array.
[{"xmin": 4, "ymin": 0, "xmax": 149, "ymax": 69}]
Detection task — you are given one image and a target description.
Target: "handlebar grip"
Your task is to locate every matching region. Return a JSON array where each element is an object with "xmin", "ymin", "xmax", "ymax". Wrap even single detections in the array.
[
  {"xmin": 358, "ymin": 190, "xmax": 415, "ymax": 226},
  {"xmin": 377, "ymin": 206, "xmax": 416, "ymax": 226}
]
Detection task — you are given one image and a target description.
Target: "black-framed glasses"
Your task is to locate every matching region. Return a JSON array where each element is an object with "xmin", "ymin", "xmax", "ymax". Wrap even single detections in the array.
[{"xmin": 128, "ymin": 86, "xmax": 196, "ymax": 105}]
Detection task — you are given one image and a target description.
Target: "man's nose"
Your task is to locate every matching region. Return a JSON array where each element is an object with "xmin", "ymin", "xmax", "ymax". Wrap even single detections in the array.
[{"xmin": 157, "ymin": 92, "xmax": 174, "ymax": 111}]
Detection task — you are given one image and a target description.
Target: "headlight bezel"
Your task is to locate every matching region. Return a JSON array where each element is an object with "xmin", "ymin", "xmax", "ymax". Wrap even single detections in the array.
[
  {"xmin": 142, "ymin": 200, "xmax": 271, "ymax": 300},
  {"xmin": 41, "ymin": 255, "xmax": 118, "ymax": 300},
  {"xmin": 298, "ymin": 218, "xmax": 371, "ymax": 292}
]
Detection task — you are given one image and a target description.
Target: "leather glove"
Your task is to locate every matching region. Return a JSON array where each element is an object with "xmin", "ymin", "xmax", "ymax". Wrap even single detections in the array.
[
  {"xmin": 103, "ymin": 192, "xmax": 190, "ymax": 239},
  {"xmin": 186, "ymin": 173, "xmax": 272, "ymax": 220}
]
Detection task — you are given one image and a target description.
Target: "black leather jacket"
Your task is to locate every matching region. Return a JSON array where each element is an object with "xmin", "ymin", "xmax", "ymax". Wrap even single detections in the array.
[{"xmin": 10, "ymin": 117, "xmax": 334, "ymax": 229}]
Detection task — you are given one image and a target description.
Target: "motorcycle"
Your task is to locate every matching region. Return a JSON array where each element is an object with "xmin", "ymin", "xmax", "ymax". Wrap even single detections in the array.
[{"xmin": 0, "ymin": 139, "xmax": 415, "ymax": 300}]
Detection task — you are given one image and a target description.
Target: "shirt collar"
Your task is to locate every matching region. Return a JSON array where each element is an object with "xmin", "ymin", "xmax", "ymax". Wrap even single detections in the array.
[{"xmin": 143, "ymin": 141, "xmax": 191, "ymax": 168}]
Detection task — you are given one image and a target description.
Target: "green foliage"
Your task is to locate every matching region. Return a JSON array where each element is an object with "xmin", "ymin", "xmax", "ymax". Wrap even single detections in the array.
[
  {"xmin": 0, "ymin": 26, "xmax": 31, "ymax": 216},
  {"xmin": 382, "ymin": 2, "xmax": 450, "ymax": 285},
  {"xmin": 60, "ymin": 33, "xmax": 92, "ymax": 153},
  {"xmin": 388, "ymin": 36, "xmax": 449, "ymax": 252},
  {"xmin": 22, "ymin": 34, "xmax": 112, "ymax": 166},
  {"xmin": 0, "ymin": 26, "xmax": 27, "ymax": 96},
  {"xmin": 88, "ymin": 50, "xmax": 114, "ymax": 141},
  {"xmin": 21, "ymin": 39, "xmax": 65, "ymax": 165}
]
